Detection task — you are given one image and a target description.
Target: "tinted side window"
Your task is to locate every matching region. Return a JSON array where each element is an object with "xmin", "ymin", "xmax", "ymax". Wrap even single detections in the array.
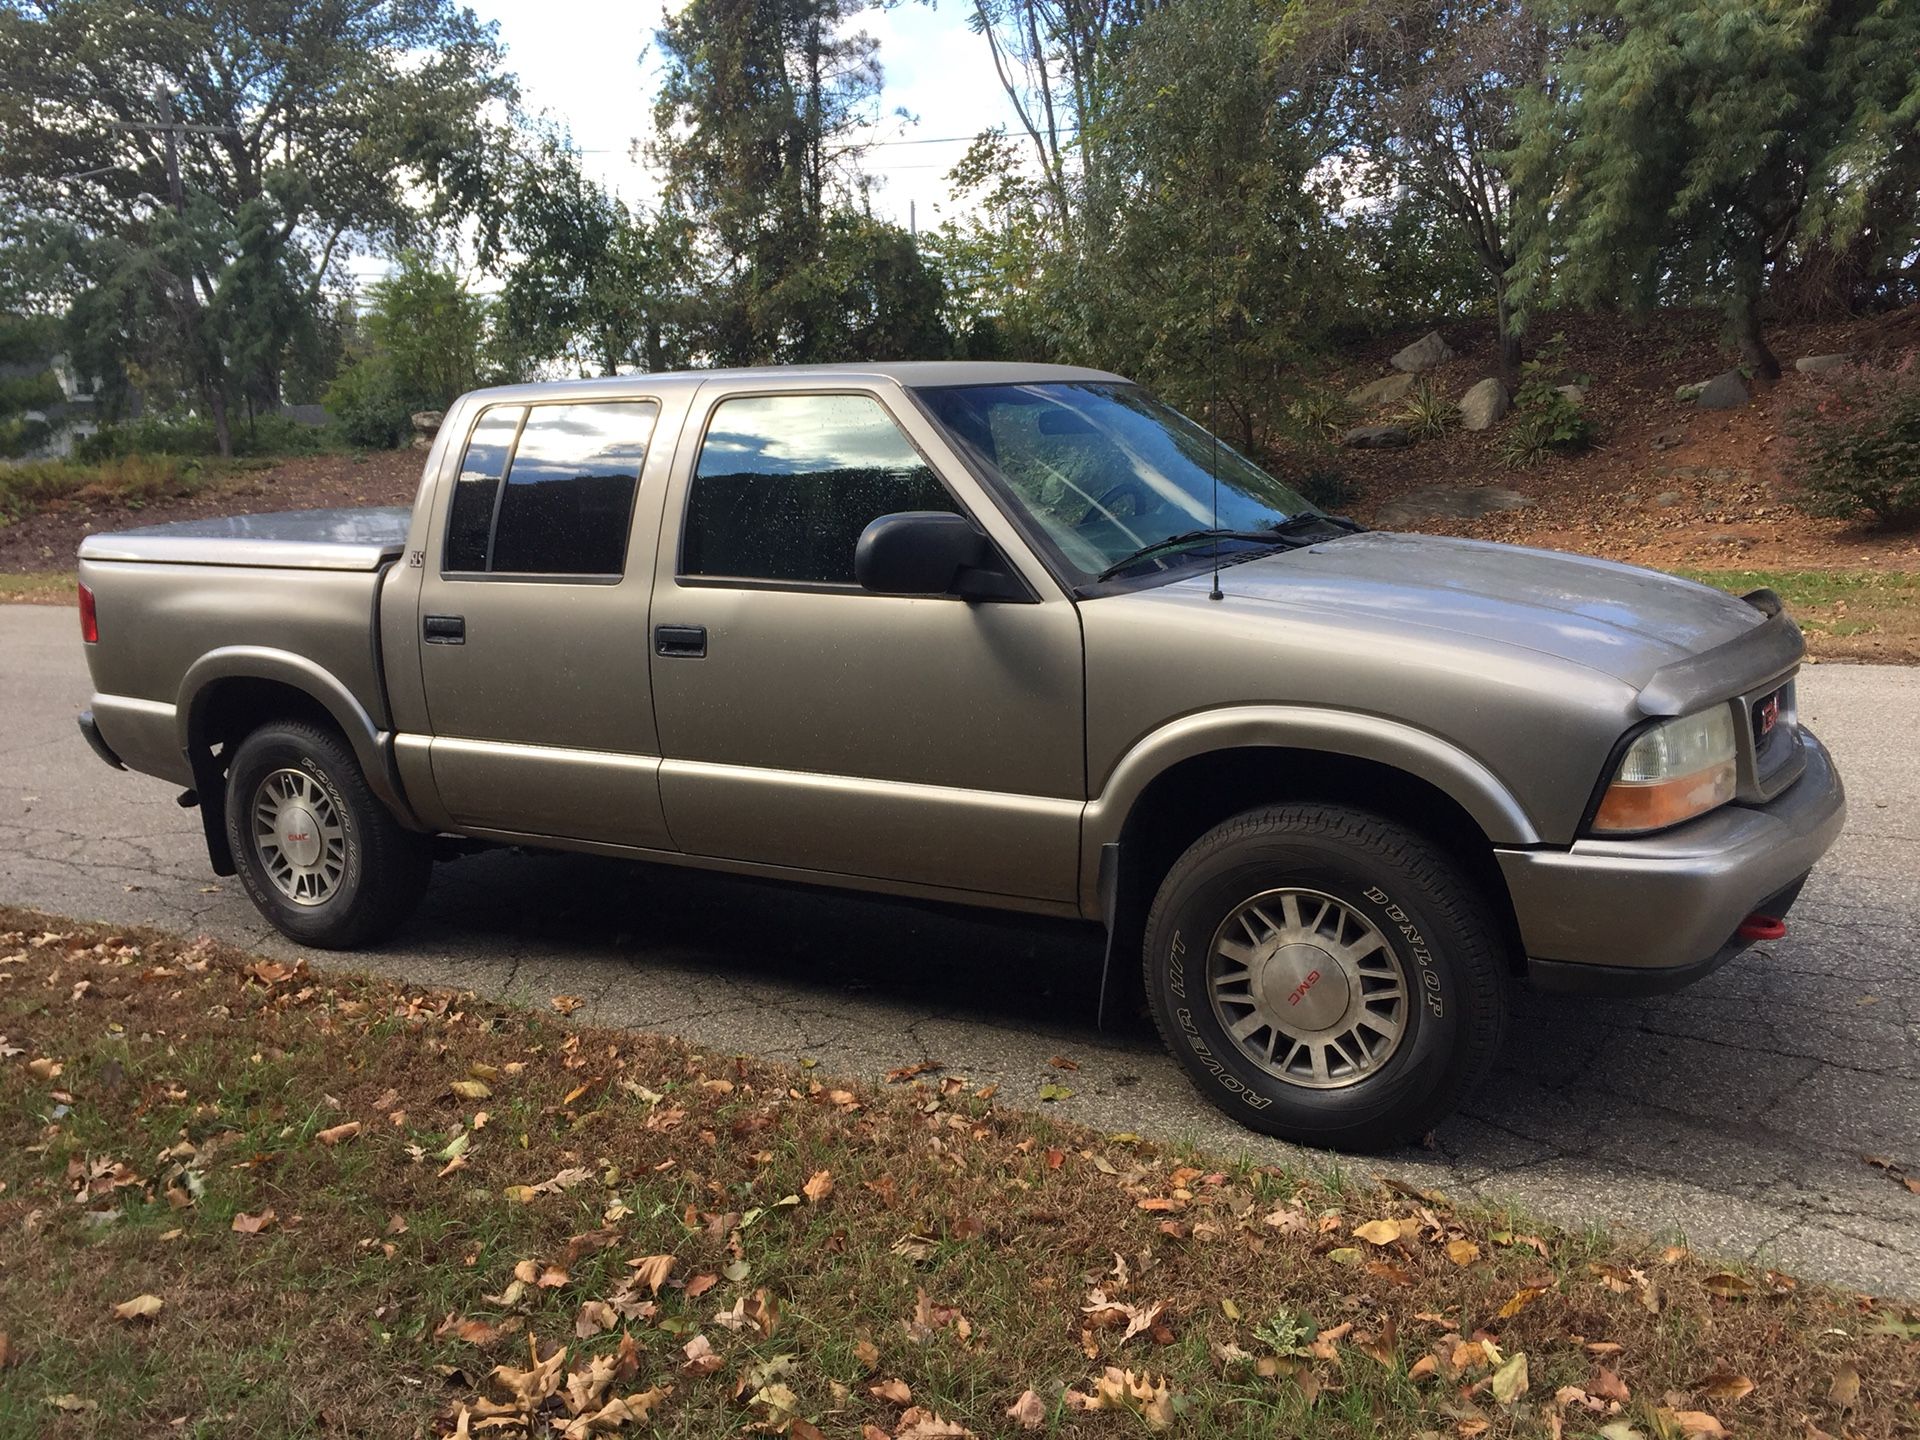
[
  {"xmin": 445, "ymin": 406, "xmax": 523, "ymax": 572},
  {"xmin": 682, "ymin": 393, "xmax": 956, "ymax": 585},
  {"xmin": 491, "ymin": 401, "xmax": 657, "ymax": 575}
]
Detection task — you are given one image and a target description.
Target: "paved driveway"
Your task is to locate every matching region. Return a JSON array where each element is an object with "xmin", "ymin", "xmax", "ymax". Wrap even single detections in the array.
[{"xmin": 3, "ymin": 604, "xmax": 1916, "ymax": 1296}]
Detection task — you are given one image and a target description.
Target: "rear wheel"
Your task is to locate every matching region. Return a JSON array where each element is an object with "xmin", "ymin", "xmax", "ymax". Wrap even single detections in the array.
[
  {"xmin": 1142, "ymin": 803, "xmax": 1507, "ymax": 1151},
  {"xmin": 225, "ymin": 720, "xmax": 430, "ymax": 949}
]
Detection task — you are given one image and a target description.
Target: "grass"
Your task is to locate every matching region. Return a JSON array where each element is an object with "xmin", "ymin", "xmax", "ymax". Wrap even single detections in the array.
[
  {"xmin": 1674, "ymin": 568, "xmax": 1920, "ymax": 658},
  {"xmin": 2, "ymin": 908, "xmax": 1915, "ymax": 1440},
  {"xmin": 0, "ymin": 454, "xmax": 220, "ymax": 525},
  {"xmin": 0, "ymin": 570, "xmax": 71, "ymax": 603}
]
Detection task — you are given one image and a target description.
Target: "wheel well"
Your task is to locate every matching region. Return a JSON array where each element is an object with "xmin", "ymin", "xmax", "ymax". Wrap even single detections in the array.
[
  {"xmin": 183, "ymin": 678, "xmax": 349, "ymax": 878},
  {"xmin": 1103, "ymin": 748, "xmax": 1526, "ymax": 1018}
]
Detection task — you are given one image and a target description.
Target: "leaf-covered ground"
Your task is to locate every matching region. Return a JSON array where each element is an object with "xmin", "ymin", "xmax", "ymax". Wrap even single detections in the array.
[{"xmin": 2, "ymin": 907, "xmax": 1915, "ymax": 1439}]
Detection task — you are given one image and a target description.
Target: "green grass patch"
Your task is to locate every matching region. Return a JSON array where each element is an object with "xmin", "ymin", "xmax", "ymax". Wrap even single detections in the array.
[
  {"xmin": 0, "ymin": 569, "xmax": 72, "ymax": 602},
  {"xmin": 0, "ymin": 454, "xmax": 218, "ymax": 525},
  {"xmin": 2, "ymin": 909, "xmax": 1914, "ymax": 1439},
  {"xmin": 1674, "ymin": 567, "xmax": 1920, "ymax": 644}
]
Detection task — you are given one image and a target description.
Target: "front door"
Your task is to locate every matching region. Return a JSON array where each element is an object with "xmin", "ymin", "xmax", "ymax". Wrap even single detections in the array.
[
  {"xmin": 416, "ymin": 394, "xmax": 675, "ymax": 851},
  {"xmin": 647, "ymin": 383, "xmax": 1085, "ymax": 904}
]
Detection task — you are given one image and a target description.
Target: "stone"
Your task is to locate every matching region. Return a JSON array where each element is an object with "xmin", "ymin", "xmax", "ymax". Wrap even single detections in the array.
[
  {"xmin": 1390, "ymin": 330, "xmax": 1455, "ymax": 373},
  {"xmin": 1456, "ymin": 377, "xmax": 1510, "ymax": 431},
  {"xmin": 1794, "ymin": 353, "xmax": 1852, "ymax": 374},
  {"xmin": 1373, "ymin": 486, "xmax": 1536, "ymax": 527},
  {"xmin": 1696, "ymin": 370, "xmax": 1750, "ymax": 410},
  {"xmin": 1342, "ymin": 424, "xmax": 1413, "ymax": 449},
  {"xmin": 1654, "ymin": 491, "xmax": 1684, "ymax": 507},
  {"xmin": 1345, "ymin": 372, "xmax": 1418, "ymax": 409},
  {"xmin": 410, "ymin": 409, "xmax": 445, "ymax": 435},
  {"xmin": 1556, "ymin": 383, "xmax": 1586, "ymax": 405}
]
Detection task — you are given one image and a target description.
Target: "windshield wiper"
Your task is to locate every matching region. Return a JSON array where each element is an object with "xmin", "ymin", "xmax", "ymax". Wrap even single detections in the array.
[{"xmin": 1094, "ymin": 528, "xmax": 1286, "ymax": 582}]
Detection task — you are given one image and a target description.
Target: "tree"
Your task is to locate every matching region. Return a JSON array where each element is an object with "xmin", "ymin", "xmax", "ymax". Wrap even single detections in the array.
[
  {"xmin": 1072, "ymin": 0, "xmax": 1364, "ymax": 453},
  {"xmin": 325, "ymin": 253, "xmax": 487, "ymax": 448},
  {"xmin": 1514, "ymin": 0, "xmax": 1920, "ymax": 379},
  {"xmin": 653, "ymin": 0, "xmax": 892, "ymax": 362},
  {"xmin": 1297, "ymin": 0, "xmax": 1549, "ymax": 379},
  {"xmin": 492, "ymin": 135, "xmax": 695, "ymax": 378},
  {"xmin": 0, "ymin": 0, "xmax": 514, "ymax": 450}
]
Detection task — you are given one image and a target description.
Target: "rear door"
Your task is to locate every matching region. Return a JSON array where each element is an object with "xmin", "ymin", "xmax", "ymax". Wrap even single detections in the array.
[
  {"xmin": 647, "ymin": 380, "xmax": 1085, "ymax": 904},
  {"xmin": 416, "ymin": 393, "xmax": 678, "ymax": 850}
]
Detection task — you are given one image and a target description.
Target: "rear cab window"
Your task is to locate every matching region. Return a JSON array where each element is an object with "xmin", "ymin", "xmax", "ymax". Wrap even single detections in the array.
[
  {"xmin": 679, "ymin": 392, "xmax": 957, "ymax": 587},
  {"xmin": 444, "ymin": 400, "xmax": 659, "ymax": 577}
]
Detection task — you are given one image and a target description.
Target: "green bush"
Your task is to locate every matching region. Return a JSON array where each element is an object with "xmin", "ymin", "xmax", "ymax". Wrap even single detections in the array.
[
  {"xmin": 1396, "ymin": 379, "xmax": 1455, "ymax": 441},
  {"xmin": 0, "ymin": 414, "xmax": 52, "ymax": 459},
  {"xmin": 1283, "ymin": 389, "xmax": 1353, "ymax": 447},
  {"xmin": 77, "ymin": 411, "xmax": 337, "ymax": 461},
  {"xmin": 1289, "ymin": 466, "xmax": 1355, "ymax": 511},
  {"xmin": 1499, "ymin": 346, "xmax": 1594, "ymax": 469},
  {"xmin": 324, "ymin": 356, "xmax": 414, "ymax": 449},
  {"xmin": 1785, "ymin": 356, "xmax": 1920, "ymax": 529}
]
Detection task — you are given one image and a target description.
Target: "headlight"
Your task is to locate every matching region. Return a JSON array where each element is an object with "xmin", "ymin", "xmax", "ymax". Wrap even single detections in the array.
[{"xmin": 1590, "ymin": 707, "xmax": 1737, "ymax": 834}]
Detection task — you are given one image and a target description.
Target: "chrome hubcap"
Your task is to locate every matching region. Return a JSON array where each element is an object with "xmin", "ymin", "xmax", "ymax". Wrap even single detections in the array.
[
  {"xmin": 252, "ymin": 768, "xmax": 346, "ymax": 906},
  {"xmin": 1207, "ymin": 887, "xmax": 1409, "ymax": 1089}
]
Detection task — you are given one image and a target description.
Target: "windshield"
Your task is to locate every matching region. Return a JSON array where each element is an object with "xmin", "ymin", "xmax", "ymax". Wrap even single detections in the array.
[{"xmin": 914, "ymin": 381, "xmax": 1318, "ymax": 581}]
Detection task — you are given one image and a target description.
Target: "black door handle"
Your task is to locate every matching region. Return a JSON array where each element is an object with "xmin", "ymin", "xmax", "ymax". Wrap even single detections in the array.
[
  {"xmin": 655, "ymin": 624, "xmax": 706, "ymax": 658},
  {"xmin": 424, "ymin": 614, "xmax": 465, "ymax": 644}
]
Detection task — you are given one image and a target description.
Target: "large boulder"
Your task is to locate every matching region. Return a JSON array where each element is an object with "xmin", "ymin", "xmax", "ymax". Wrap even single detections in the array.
[
  {"xmin": 1794, "ymin": 353, "xmax": 1852, "ymax": 374},
  {"xmin": 1342, "ymin": 424, "xmax": 1413, "ymax": 449},
  {"xmin": 1346, "ymin": 372, "xmax": 1419, "ymax": 409},
  {"xmin": 1457, "ymin": 377, "xmax": 1509, "ymax": 431},
  {"xmin": 1390, "ymin": 331, "xmax": 1455, "ymax": 373},
  {"xmin": 1696, "ymin": 371, "xmax": 1750, "ymax": 410},
  {"xmin": 1373, "ymin": 486, "xmax": 1535, "ymax": 528},
  {"xmin": 409, "ymin": 408, "xmax": 445, "ymax": 451}
]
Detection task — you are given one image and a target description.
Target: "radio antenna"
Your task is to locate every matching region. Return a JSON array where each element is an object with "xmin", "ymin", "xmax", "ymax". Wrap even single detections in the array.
[{"xmin": 1207, "ymin": 151, "xmax": 1224, "ymax": 603}]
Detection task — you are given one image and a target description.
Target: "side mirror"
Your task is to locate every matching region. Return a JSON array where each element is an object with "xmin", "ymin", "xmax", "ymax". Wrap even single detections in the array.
[{"xmin": 854, "ymin": 512, "xmax": 1027, "ymax": 601}]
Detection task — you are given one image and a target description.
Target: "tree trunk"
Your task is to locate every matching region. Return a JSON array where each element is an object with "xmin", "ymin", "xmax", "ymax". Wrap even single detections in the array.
[
  {"xmin": 1728, "ymin": 285, "xmax": 1781, "ymax": 382},
  {"xmin": 1494, "ymin": 268, "xmax": 1523, "ymax": 385},
  {"xmin": 209, "ymin": 386, "xmax": 233, "ymax": 458}
]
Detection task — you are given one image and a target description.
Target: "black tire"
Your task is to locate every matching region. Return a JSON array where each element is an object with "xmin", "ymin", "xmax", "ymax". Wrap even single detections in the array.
[
  {"xmin": 224, "ymin": 720, "xmax": 431, "ymax": 949},
  {"xmin": 1142, "ymin": 803, "xmax": 1507, "ymax": 1151}
]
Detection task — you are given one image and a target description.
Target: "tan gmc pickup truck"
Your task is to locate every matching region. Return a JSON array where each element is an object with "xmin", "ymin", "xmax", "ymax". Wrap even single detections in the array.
[{"xmin": 75, "ymin": 362, "xmax": 1845, "ymax": 1148}]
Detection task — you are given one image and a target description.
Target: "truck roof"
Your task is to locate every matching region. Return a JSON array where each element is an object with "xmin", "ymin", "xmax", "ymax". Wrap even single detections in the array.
[{"xmin": 462, "ymin": 360, "xmax": 1127, "ymax": 406}]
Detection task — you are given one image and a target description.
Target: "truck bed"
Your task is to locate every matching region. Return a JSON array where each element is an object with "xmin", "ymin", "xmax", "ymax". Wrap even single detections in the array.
[{"xmin": 76, "ymin": 506, "xmax": 412, "ymax": 571}]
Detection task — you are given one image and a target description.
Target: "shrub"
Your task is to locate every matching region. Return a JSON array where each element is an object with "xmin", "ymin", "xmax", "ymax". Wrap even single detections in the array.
[
  {"xmin": 1283, "ymin": 389, "xmax": 1352, "ymax": 447},
  {"xmin": 78, "ymin": 411, "xmax": 337, "ymax": 461},
  {"xmin": 324, "ymin": 355, "xmax": 414, "ymax": 450},
  {"xmin": 1785, "ymin": 355, "xmax": 1920, "ymax": 529},
  {"xmin": 1396, "ymin": 379, "xmax": 1455, "ymax": 441},
  {"xmin": 1499, "ymin": 352, "xmax": 1593, "ymax": 469},
  {"xmin": 1289, "ymin": 466, "xmax": 1355, "ymax": 512}
]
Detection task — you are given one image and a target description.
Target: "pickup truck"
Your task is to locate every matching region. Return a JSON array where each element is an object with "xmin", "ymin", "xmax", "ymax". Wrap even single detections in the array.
[{"xmin": 75, "ymin": 361, "xmax": 1847, "ymax": 1149}]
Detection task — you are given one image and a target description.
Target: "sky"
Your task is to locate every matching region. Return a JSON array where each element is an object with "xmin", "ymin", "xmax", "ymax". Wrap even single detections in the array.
[{"xmin": 470, "ymin": 0, "xmax": 1024, "ymax": 230}]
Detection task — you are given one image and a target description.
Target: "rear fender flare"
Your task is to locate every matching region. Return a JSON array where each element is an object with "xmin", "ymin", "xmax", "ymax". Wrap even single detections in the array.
[{"xmin": 176, "ymin": 647, "xmax": 419, "ymax": 828}]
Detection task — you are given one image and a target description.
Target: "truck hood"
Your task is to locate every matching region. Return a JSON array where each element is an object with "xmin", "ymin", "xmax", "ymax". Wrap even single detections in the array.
[{"xmin": 1194, "ymin": 531, "xmax": 1771, "ymax": 689}]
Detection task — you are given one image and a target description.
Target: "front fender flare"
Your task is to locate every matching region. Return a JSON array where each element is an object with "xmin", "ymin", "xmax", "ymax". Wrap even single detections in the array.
[
  {"xmin": 1080, "ymin": 705, "xmax": 1541, "ymax": 916},
  {"xmin": 176, "ymin": 647, "xmax": 419, "ymax": 828}
]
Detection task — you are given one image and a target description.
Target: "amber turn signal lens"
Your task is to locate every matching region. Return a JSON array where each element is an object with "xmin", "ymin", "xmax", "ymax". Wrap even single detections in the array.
[{"xmin": 1591, "ymin": 761, "xmax": 1735, "ymax": 833}]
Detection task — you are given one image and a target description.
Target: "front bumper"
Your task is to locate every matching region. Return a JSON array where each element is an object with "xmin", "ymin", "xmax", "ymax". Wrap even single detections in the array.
[{"xmin": 1496, "ymin": 728, "xmax": 1845, "ymax": 993}]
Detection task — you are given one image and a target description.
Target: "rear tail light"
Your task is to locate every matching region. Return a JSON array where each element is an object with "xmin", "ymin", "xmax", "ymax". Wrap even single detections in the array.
[{"xmin": 78, "ymin": 581, "xmax": 98, "ymax": 643}]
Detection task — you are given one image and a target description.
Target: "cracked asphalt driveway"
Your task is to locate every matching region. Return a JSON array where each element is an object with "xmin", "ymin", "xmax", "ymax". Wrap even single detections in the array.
[{"xmin": 4, "ymin": 604, "xmax": 1917, "ymax": 1296}]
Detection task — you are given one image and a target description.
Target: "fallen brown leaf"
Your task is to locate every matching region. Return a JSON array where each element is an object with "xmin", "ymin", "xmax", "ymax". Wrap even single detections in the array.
[
  {"xmin": 1005, "ymin": 1389, "xmax": 1046, "ymax": 1430},
  {"xmin": 112, "ymin": 1293, "xmax": 163, "ymax": 1322}
]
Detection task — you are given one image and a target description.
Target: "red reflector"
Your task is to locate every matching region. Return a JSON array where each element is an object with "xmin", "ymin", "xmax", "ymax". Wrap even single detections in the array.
[
  {"xmin": 1737, "ymin": 914, "xmax": 1786, "ymax": 942},
  {"xmin": 77, "ymin": 581, "xmax": 98, "ymax": 643}
]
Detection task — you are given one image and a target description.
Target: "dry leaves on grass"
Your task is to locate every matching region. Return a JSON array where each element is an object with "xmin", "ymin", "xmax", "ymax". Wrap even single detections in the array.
[
  {"xmin": 112, "ymin": 1294, "xmax": 162, "ymax": 1322},
  {"xmin": 455, "ymin": 1335, "xmax": 666, "ymax": 1439},
  {"xmin": 1004, "ymin": 1389, "xmax": 1046, "ymax": 1429},
  {"xmin": 1064, "ymin": 1367, "xmax": 1176, "ymax": 1429},
  {"xmin": 230, "ymin": 1206, "xmax": 275, "ymax": 1235}
]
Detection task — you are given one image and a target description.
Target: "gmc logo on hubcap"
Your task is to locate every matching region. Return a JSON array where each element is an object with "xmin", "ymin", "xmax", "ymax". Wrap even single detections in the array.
[{"xmin": 1287, "ymin": 970, "xmax": 1323, "ymax": 1006}]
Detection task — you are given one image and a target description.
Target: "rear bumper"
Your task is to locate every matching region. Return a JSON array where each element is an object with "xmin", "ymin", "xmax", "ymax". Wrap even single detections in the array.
[
  {"xmin": 1496, "ymin": 729, "xmax": 1845, "ymax": 993},
  {"xmin": 77, "ymin": 708, "xmax": 125, "ymax": 770}
]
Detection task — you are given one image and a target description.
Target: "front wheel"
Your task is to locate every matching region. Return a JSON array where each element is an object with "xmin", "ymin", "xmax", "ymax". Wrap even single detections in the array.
[
  {"xmin": 1142, "ymin": 804, "xmax": 1508, "ymax": 1151},
  {"xmin": 225, "ymin": 720, "xmax": 431, "ymax": 949}
]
